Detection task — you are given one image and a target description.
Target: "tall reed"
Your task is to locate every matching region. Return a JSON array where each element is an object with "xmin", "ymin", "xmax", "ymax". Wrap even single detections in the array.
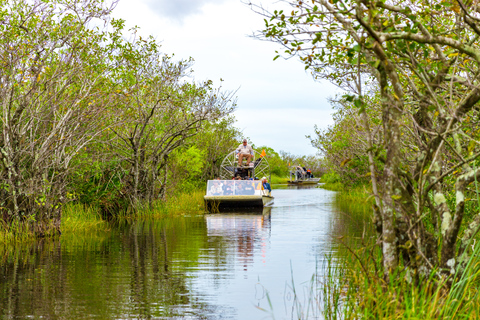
[
  {"xmin": 275, "ymin": 243, "xmax": 480, "ymax": 319},
  {"xmin": 271, "ymin": 175, "xmax": 289, "ymax": 184},
  {"xmin": 61, "ymin": 203, "xmax": 109, "ymax": 234},
  {"xmin": 115, "ymin": 190, "xmax": 205, "ymax": 222},
  {"xmin": 0, "ymin": 218, "xmax": 36, "ymax": 245},
  {"xmin": 1, "ymin": 190, "xmax": 205, "ymax": 245},
  {"xmin": 277, "ymin": 186, "xmax": 480, "ymax": 319}
]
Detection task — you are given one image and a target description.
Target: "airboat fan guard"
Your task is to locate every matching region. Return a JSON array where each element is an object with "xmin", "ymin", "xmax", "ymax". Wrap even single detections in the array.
[{"xmin": 219, "ymin": 150, "xmax": 271, "ymax": 181}]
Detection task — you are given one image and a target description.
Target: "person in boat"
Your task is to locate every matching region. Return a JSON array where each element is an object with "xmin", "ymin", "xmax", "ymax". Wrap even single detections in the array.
[
  {"xmin": 223, "ymin": 180, "xmax": 234, "ymax": 195},
  {"xmin": 236, "ymin": 139, "xmax": 254, "ymax": 167},
  {"xmin": 235, "ymin": 182, "xmax": 245, "ymax": 195},
  {"xmin": 261, "ymin": 177, "xmax": 272, "ymax": 196},
  {"xmin": 209, "ymin": 180, "xmax": 223, "ymax": 196},
  {"xmin": 296, "ymin": 166, "xmax": 305, "ymax": 179},
  {"xmin": 244, "ymin": 181, "xmax": 255, "ymax": 195}
]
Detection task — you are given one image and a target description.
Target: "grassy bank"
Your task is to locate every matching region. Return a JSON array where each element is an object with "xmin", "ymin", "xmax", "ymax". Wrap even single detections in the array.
[
  {"xmin": 271, "ymin": 174, "xmax": 289, "ymax": 184},
  {"xmin": 61, "ymin": 204, "xmax": 110, "ymax": 234},
  {"xmin": 319, "ymin": 181, "xmax": 345, "ymax": 191},
  {"xmin": 116, "ymin": 190, "xmax": 205, "ymax": 221},
  {"xmin": 320, "ymin": 179, "xmax": 374, "ymax": 211},
  {"xmin": 320, "ymin": 244, "xmax": 480, "ymax": 319},
  {"xmin": 313, "ymin": 184, "xmax": 480, "ymax": 319},
  {"xmin": 0, "ymin": 190, "xmax": 206, "ymax": 246}
]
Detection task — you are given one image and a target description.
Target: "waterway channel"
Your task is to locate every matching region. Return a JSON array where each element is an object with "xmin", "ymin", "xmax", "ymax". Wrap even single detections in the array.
[{"xmin": 0, "ymin": 185, "xmax": 369, "ymax": 319}]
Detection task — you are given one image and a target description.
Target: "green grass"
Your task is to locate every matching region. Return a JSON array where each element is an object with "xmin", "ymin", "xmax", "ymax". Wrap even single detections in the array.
[
  {"xmin": 0, "ymin": 218, "xmax": 36, "ymax": 245},
  {"xmin": 62, "ymin": 203, "xmax": 109, "ymax": 234},
  {"xmin": 0, "ymin": 204, "xmax": 110, "ymax": 247},
  {"xmin": 319, "ymin": 181, "xmax": 344, "ymax": 191},
  {"xmin": 310, "ymin": 185, "xmax": 480, "ymax": 319},
  {"xmin": 117, "ymin": 190, "xmax": 205, "ymax": 221},
  {"xmin": 280, "ymin": 225, "xmax": 480, "ymax": 319},
  {"xmin": 329, "ymin": 254, "xmax": 480, "ymax": 319},
  {"xmin": 0, "ymin": 190, "xmax": 206, "ymax": 245},
  {"xmin": 271, "ymin": 174, "xmax": 289, "ymax": 184}
]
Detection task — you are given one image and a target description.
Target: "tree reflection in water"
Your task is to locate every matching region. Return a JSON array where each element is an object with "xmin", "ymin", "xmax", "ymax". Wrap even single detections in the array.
[{"xmin": 0, "ymin": 187, "xmax": 368, "ymax": 320}]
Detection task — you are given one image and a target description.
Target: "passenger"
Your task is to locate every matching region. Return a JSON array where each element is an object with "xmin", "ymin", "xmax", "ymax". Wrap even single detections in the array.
[
  {"xmin": 236, "ymin": 139, "xmax": 254, "ymax": 167},
  {"xmin": 244, "ymin": 181, "xmax": 255, "ymax": 195},
  {"xmin": 209, "ymin": 181, "xmax": 223, "ymax": 196},
  {"xmin": 223, "ymin": 181, "xmax": 234, "ymax": 195},
  {"xmin": 235, "ymin": 182, "xmax": 245, "ymax": 195},
  {"xmin": 261, "ymin": 177, "xmax": 272, "ymax": 196},
  {"xmin": 296, "ymin": 166, "xmax": 305, "ymax": 179}
]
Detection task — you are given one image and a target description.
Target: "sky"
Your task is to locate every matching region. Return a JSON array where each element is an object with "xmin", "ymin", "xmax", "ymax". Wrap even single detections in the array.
[{"xmin": 112, "ymin": 0, "xmax": 339, "ymax": 156}]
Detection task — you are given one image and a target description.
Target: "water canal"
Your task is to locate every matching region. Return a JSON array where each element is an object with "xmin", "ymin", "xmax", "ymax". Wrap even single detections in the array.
[{"xmin": 0, "ymin": 186, "xmax": 369, "ymax": 319}]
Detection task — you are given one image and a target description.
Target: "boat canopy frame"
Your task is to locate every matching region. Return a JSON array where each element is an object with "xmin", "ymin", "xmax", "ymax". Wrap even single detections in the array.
[{"xmin": 219, "ymin": 150, "xmax": 271, "ymax": 181}]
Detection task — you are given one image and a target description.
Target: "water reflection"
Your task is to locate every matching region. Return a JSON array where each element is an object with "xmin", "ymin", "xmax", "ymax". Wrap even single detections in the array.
[
  {"xmin": 0, "ymin": 188, "xmax": 369, "ymax": 319},
  {"xmin": 206, "ymin": 209, "xmax": 271, "ymax": 271}
]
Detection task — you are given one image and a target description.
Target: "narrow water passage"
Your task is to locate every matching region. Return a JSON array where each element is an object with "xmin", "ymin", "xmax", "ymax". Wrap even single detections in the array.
[{"xmin": 0, "ymin": 186, "xmax": 366, "ymax": 319}]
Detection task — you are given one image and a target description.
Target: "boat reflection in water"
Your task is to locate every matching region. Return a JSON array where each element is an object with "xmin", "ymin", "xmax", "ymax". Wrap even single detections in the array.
[{"xmin": 205, "ymin": 207, "xmax": 271, "ymax": 270}]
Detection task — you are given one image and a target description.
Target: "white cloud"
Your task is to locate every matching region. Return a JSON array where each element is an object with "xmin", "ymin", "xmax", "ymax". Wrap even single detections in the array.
[
  {"xmin": 235, "ymin": 106, "xmax": 333, "ymax": 155},
  {"xmin": 113, "ymin": 0, "xmax": 340, "ymax": 155},
  {"xmin": 144, "ymin": 0, "xmax": 228, "ymax": 21}
]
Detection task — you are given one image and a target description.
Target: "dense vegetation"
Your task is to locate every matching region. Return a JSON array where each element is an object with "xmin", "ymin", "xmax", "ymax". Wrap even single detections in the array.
[
  {"xmin": 0, "ymin": 0, "xmax": 323, "ymax": 239},
  {"xmin": 0, "ymin": 0, "xmax": 239, "ymax": 235},
  {"xmin": 252, "ymin": 0, "xmax": 480, "ymax": 309}
]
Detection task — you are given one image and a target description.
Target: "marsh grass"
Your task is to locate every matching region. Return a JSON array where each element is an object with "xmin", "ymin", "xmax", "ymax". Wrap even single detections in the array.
[
  {"xmin": 275, "ymin": 242, "xmax": 480, "ymax": 319},
  {"xmin": 336, "ymin": 255, "xmax": 480, "ymax": 319},
  {"xmin": 271, "ymin": 175, "xmax": 289, "ymax": 184},
  {"xmin": 0, "ymin": 203, "xmax": 109, "ymax": 247},
  {"xmin": 0, "ymin": 218, "xmax": 36, "ymax": 245},
  {"xmin": 61, "ymin": 203, "xmax": 109, "ymax": 234},
  {"xmin": 1, "ymin": 190, "xmax": 205, "ymax": 245},
  {"xmin": 320, "ymin": 181, "xmax": 345, "ymax": 191},
  {"xmin": 278, "ymin": 187, "xmax": 480, "ymax": 319},
  {"xmin": 113, "ymin": 190, "xmax": 205, "ymax": 222}
]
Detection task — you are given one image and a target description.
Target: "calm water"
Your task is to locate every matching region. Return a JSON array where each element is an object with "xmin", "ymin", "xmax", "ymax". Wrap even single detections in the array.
[{"xmin": 0, "ymin": 186, "xmax": 367, "ymax": 319}]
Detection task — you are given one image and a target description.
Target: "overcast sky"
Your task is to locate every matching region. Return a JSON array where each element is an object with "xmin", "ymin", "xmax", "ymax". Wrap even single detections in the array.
[{"xmin": 112, "ymin": 0, "xmax": 339, "ymax": 156}]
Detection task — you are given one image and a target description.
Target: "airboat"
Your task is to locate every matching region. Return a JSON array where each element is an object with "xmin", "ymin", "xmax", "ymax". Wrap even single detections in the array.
[
  {"xmin": 204, "ymin": 150, "xmax": 274, "ymax": 212},
  {"xmin": 287, "ymin": 165, "xmax": 320, "ymax": 185}
]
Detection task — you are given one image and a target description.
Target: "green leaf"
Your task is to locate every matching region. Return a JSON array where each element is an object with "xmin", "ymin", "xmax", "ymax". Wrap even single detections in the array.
[{"xmin": 353, "ymin": 98, "xmax": 363, "ymax": 109}]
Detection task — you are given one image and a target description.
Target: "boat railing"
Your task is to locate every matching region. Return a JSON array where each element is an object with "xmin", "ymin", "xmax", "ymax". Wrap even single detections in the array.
[{"xmin": 206, "ymin": 180, "xmax": 264, "ymax": 196}]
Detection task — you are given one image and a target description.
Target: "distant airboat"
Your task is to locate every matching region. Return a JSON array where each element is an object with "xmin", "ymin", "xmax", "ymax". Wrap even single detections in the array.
[{"xmin": 287, "ymin": 165, "xmax": 320, "ymax": 185}]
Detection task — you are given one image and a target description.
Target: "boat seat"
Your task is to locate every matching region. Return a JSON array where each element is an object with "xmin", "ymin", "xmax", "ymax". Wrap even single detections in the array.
[{"xmin": 237, "ymin": 165, "xmax": 253, "ymax": 169}]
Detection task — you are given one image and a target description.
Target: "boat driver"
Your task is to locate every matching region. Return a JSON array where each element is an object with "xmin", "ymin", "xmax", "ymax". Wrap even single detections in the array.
[{"xmin": 236, "ymin": 139, "xmax": 254, "ymax": 167}]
